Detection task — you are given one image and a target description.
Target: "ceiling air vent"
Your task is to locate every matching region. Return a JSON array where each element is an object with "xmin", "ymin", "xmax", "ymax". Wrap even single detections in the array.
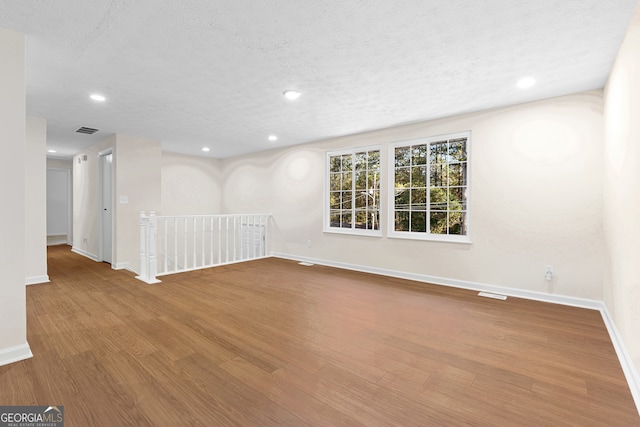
[{"xmin": 75, "ymin": 126, "xmax": 99, "ymax": 135}]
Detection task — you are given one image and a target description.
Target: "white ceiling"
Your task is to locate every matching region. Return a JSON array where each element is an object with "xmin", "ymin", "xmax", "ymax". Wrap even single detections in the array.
[{"xmin": 0, "ymin": 0, "xmax": 637, "ymax": 159}]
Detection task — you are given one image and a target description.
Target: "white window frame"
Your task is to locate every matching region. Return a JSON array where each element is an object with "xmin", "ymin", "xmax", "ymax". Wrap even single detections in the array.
[
  {"xmin": 387, "ymin": 131, "xmax": 471, "ymax": 243},
  {"xmin": 324, "ymin": 145, "xmax": 382, "ymax": 237}
]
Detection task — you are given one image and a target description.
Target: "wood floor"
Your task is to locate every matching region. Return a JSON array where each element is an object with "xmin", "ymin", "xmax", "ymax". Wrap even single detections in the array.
[{"xmin": 1, "ymin": 245, "xmax": 638, "ymax": 426}]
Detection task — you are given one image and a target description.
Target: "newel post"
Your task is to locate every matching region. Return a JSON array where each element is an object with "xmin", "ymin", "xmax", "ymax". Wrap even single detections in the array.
[
  {"xmin": 135, "ymin": 211, "xmax": 161, "ymax": 284},
  {"xmin": 138, "ymin": 211, "xmax": 148, "ymax": 281}
]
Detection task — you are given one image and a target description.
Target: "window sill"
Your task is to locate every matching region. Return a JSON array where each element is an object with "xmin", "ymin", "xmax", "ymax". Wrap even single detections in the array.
[
  {"xmin": 323, "ymin": 228, "xmax": 382, "ymax": 237},
  {"xmin": 387, "ymin": 231, "xmax": 471, "ymax": 244}
]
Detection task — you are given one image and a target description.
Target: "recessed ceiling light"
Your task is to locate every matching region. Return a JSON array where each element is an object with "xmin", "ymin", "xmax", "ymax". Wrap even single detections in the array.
[
  {"xmin": 202, "ymin": 147, "xmax": 210, "ymax": 152},
  {"xmin": 90, "ymin": 94, "xmax": 106, "ymax": 102},
  {"xmin": 268, "ymin": 135, "xmax": 278, "ymax": 141},
  {"xmin": 283, "ymin": 90, "xmax": 301, "ymax": 100},
  {"xmin": 47, "ymin": 149, "xmax": 56, "ymax": 153},
  {"xmin": 517, "ymin": 77, "xmax": 536, "ymax": 89}
]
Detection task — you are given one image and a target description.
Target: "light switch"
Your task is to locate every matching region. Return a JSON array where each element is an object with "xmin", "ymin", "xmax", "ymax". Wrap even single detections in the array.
[{"xmin": 119, "ymin": 195, "xmax": 129, "ymax": 204}]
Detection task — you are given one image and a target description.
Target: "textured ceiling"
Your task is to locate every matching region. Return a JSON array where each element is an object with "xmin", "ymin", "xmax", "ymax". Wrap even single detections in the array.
[{"xmin": 0, "ymin": 0, "xmax": 637, "ymax": 159}]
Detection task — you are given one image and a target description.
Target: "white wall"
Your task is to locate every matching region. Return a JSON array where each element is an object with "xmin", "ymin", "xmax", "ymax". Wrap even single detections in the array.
[
  {"xmin": 73, "ymin": 134, "xmax": 162, "ymax": 272},
  {"xmin": 222, "ymin": 91, "xmax": 605, "ymax": 300},
  {"xmin": 114, "ymin": 134, "xmax": 161, "ymax": 272},
  {"xmin": 161, "ymin": 151, "xmax": 222, "ymax": 215},
  {"xmin": 25, "ymin": 116, "xmax": 49, "ymax": 285},
  {"xmin": 604, "ymin": 3, "xmax": 640, "ymax": 379},
  {"xmin": 73, "ymin": 135, "xmax": 115, "ymax": 260},
  {"xmin": 0, "ymin": 28, "xmax": 31, "ymax": 365}
]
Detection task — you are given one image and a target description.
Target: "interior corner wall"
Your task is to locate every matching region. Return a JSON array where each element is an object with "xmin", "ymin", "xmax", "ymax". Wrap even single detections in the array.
[
  {"xmin": 25, "ymin": 116, "xmax": 48, "ymax": 284},
  {"xmin": 603, "ymin": 4, "xmax": 640, "ymax": 377},
  {"xmin": 114, "ymin": 134, "xmax": 161, "ymax": 273},
  {"xmin": 221, "ymin": 91, "xmax": 605, "ymax": 300},
  {"xmin": 73, "ymin": 135, "xmax": 116, "ymax": 260},
  {"xmin": 161, "ymin": 151, "xmax": 222, "ymax": 215},
  {"xmin": 0, "ymin": 28, "xmax": 30, "ymax": 364}
]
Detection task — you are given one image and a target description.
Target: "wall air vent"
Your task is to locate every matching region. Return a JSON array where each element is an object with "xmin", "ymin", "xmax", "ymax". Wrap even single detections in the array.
[{"xmin": 75, "ymin": 126, "xmax": 99, "ymax": 135}]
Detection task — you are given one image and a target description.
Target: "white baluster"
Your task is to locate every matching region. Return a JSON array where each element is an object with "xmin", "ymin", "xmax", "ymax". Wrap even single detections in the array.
[
  {"xmin": 183, "ymin": 217, "xmax": 188, "ymax": 271},
  {"xmin": 173, "ymin": 218, "xmax": 178, "ymax": 272},
  {"xmin": 216, "ymin": 217, "xmax": 220, "ymax": 264},
  {"xmin": 163, "ymin": 219, "xmax": 168, "ymax": 274},
  {"xmin": 209, "ymin": 217, "xmax": 214, "ymax": 266}
]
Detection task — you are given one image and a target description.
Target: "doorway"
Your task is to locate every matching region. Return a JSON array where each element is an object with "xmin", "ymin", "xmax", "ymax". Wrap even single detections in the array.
[
  {"xmin": 98, "ymin": 149, "xmax": 113, "ymax": 264},
  {"xmin": 46, "ymin": 168, "xmax": 72, "ymax": 245}
]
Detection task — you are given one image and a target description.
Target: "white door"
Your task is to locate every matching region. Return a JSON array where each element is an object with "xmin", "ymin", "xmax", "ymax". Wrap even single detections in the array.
[{"xmin": 100, "ymin": 152, "xmax": 113, "ymax": 263}]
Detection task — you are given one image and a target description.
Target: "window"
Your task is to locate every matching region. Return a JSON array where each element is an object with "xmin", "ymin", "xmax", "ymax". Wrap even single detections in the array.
[
  {"xmin": 325, "ymin": 147, "xmax": 381, "ymax": 235},
  {"xmin": 389, "ymin": 132, "xmax": 470, "ymax": 242}
]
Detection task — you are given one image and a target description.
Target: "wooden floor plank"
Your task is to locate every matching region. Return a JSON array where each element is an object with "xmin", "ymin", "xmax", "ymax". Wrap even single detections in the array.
[{"xmin": 0, "ymin": 245, "xmax": 637, "ymax": 426}]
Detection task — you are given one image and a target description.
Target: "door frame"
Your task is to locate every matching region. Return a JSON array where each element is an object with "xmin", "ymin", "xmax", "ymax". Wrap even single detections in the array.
[{"xmin": 97, "ymin": 148, "xmax": 114, "ymax": 263}]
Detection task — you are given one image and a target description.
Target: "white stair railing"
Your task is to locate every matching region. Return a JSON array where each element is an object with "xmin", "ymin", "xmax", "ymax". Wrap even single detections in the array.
[{"xmin": 135, "ymin": 212, "xmax": 271, "ymax": 284}]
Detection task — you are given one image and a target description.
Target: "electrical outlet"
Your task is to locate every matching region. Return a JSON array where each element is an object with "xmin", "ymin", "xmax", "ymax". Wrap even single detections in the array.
[
  {"xmin": 306, "ymin": 239, "xmax": 312, "ymax": 248},
  {"xmin": 545, "ymin": 265, "xmax": 554, "ymax": 281}
]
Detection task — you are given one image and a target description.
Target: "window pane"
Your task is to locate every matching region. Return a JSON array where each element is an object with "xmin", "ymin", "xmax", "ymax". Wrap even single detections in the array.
[
  {"xmin": 411, "ymin": 188, "xmax": 427, "ymax": 211},
  {"xmin": 354, "ymin": 210, "xmax": 367, "ymax": 229},
  {"xmin": 395, "ymin": 167, "xmax": 410, "ymax": 187},
  {"xmin": 355, "ymin": 191, "xmax": 367, "ymax": 209},
  {"xmin": 448, "ymin": 163, "xmax": 467, "ymax": 186},
  {"xmin": 341, "ymin": 154, "xmax": 352, "ymax": 171},
  {"xmin": 430, "ymin": 164, "xmax": 448, "ymax": 187},
  {"xmin": 430, "ymin": 212, "xmax": 448, "ymax": 234},
  {"xmin": 411, "ymin": 212, "xmax": 427, "ymax": 232},
  {"xmin": 372, "ymin": 189, "xmax": 380, "ymax": 207},
  {"xmin": 355, "ymin": 152, "xmax": 367, "ymax": 171},
  {"xmin": 411, "ymin": 166, "xmax": 427, "ymax": 187},
  {"xmin": 448, "ymin": 212, "xmax": 466, "ymax": 235},
  {"xmin": 329, "ymin": 211, "xmax": 341, "ymax": 228},
  {"xmin": 449, "ymin": 187, "xmax": 466, "ymax": 210},
  {"xmin": 430, "ymin": 187, "xmax": 448, "ymax": 211},
  {"xmin": 369, "ymin": 171, "xmax": 380, "ymax": 189},
  {"xmin": 330, "ymin": 191, "xmax": 341, "ymax": 209},
  {"xmin": 367, "ymin": 210, "xmax": 380, "ymax": 230},
  {"xmin": 342, "ymin": 191, "xmax": 352, "ymax": 209},
  {"xmin": 330, "ymin": 156, "xmax": 341, "ymax": 173},
  {"xmin": 330, "ymin": 173, "xmax": 340, "ymax": 191},
  {"xmin": 355, "ymin": 171, "xmax": 367, "ymax": 190},
  {"xmin": 395, "ymin": 188, "xmax": 410, "ymax": 209},
  {"xmin": 341, "ymin": 172, "xmax": 352, "ymax": 190},
  {"xmin": 395, "ymin": 147, "xmax": 410, "ymax": 167},
  {"xmin": 368, "ymin": 151, "xmax": 380, "ymax": 169},
  {"xmin": 395, "ymin": 211, "xmax": 409, "ymax": 231},
  {"xmin": 449, "ymin": 139, "xmax": 467, "ymax": 162},
  {"xmin": 411, "ymin": 144, "xmax": 427, "ymax": 165},
  {"xmin": 341, "ymin": 212, "xmax": 352, "ymax": 228},
  {"xmin": 430, "ymin": 141, "xmax": 447, "ymax": 163}
]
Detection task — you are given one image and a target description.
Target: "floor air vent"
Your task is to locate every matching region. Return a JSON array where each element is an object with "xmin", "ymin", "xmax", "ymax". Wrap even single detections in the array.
[
  {"xmin": 478, "ymin": 292, "xmax": 507, "ymax": 300},
  {"xmin": 298, "ymin": 262, "xmax": 314, "ymax": 266},
  {"xmin": 75, "ymin": 126, "xmax": 99, "ymax": 135}
]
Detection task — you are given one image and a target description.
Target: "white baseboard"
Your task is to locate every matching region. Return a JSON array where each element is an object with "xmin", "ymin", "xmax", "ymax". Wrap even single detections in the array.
[
  {"xmin": 25, "ymin": 275, "xmax": 50, "ymax": 285},
  {"xmin": 112, "ymin": 262, "xmax": 129, "ymax": 270},
  {"xmin": 271, "ymin": 252, "xmax": 640, "ymax": 415},
  {"xmin": 71, "ymin": 246, "xmax": 98, "ymax": 262},
  {"xmin": 0, "ymin": 343, "xmax": 33, "ymax": 367},
  {"xmin": 599, "ymin": 305, "xmax": 640, "ymax": 415},
  {"xmin": 47, "ymin": 235, "xmax": 68, "ymax": 246}
]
